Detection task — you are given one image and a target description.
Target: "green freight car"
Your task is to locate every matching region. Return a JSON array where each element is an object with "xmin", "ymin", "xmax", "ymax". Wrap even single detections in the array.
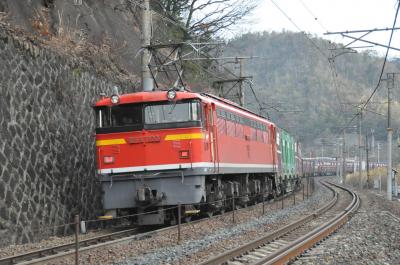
[{"xmin": 276, "ymin": 128, "xmax": 299, "ymax": 193}]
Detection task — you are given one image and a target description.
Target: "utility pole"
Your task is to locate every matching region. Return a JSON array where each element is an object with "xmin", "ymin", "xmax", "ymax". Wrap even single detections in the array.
[
  {"xmin": 371, "ymin": 129, "xmax": 375, "ymax": 160},
  {"xmin": 211, "ymin": 56, "xmax": 258, "ymax": 107},
  {"xmin": 366, "ymin": 133, "xmax": 370, "ymax": 189},
  {"xmin": 358, "ymin": 111, "xmax": 363, "ymax": 189},
  {"xmin": 141, "ymin": 0, "xmax": 153, "ymax": 91},
  {"xmin": 387, "ymin": 73, "xmax": 394, "ymax": 200},
  {"xmin": 336, "ymin": 141, "xmax": 340, "ymax": 182},
  {"xmin": 377, "ymin": 142, "xmax": 380, "ymax": 164},
  {"xmin": 239, "ymin": 59, "xmax": 244, "ymax": 106},
  {"xmin": 342, "ymin": 129, "xmax": 346, "ymax": 184}
]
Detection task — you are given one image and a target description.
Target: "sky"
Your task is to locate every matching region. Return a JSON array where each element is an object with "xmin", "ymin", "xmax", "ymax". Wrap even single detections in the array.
[{"xmin": 239, "ymin": 0, "xmax": 400, "ymax": 57}]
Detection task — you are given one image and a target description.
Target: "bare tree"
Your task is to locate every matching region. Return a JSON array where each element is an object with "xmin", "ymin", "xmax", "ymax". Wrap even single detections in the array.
[{"xmin": 154, "ymin": 0, "xmax": 258, "ymax": 38}]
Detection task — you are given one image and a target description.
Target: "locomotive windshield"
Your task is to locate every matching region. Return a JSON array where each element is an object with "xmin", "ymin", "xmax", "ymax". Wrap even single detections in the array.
[
  {"xmin": 95, "ymin": 103, "xmax": 144, "ymax": 133},
  {"xmin": 111, "ymin": 104, "xmax": 143, "ymax": 126},
  {"xmin": 145, "ymin": 101, "xmax": 199, "ymax": 124},
  {"xmin": 95, "ymin": 100, "xmax": 201, "ymax": 133},
  {"xmin": 144, "ymin": 100, "xmax": 201, "ymax": 129}
]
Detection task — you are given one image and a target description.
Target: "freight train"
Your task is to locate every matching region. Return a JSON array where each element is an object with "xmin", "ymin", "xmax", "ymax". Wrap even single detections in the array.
[
  {"xmin": 302, "ymin": 157, "xmax": 386, "ymax": 176},
  {"xmin": 94, "ymin": 89, "xmax": 304, "ymax": 225}
]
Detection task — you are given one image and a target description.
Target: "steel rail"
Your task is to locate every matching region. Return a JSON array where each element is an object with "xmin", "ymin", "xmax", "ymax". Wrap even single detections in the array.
[
  {"xmin": 253, "ymin": 181, "xmax": 359, "ymax": 265},
  {"xmin": 0, "ymin": 228, "xmax": 141, "ymax": 265},
  {"xmin": 197, "ymin": 181, "xmax": 338, "ymax": 265},
  {"xmin": 0, "ymin": 185, "xmax": 306, "ymax": 265}
]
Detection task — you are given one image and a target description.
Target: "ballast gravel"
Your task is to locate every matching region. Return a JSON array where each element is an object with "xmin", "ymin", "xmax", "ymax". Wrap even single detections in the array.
[
  {"xmin": 1, "ymin": 180, "xmax": 330, "ymax": 265},
  {"xmin": 292, "ymin": 186, "xmax": 400, "ymax": 265},
  {"xmin": 114, "ymin": 181, "xmax": 330, "ymax": 265}
]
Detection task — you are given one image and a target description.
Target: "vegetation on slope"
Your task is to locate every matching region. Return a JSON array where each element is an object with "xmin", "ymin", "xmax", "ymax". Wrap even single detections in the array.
[{"xmin": 224, "ymin": 31, "xmax": 400, "ymax": 162}]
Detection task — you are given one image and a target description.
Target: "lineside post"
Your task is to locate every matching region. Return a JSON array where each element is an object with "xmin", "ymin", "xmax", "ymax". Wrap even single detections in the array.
[
  {"xmin": 281, "ymin": 193, "xmax": 284, "ymax": 209},
  {"xmin": 311, "ymin": 179, "xmax": 315, "ymax": 195},
  {"xmin": 262, "ymin": 192, "xmax": 265, "ymax": 215},
  {"xmin": 302, "ymin": 183, "xmax": 305, "ymax": 200},
  {"xmin": 177, "ymin": 203, "xmax": 181, "ymax": 243},
  {"xmin": 74, "ymin": 214, "xmax": 79, "ymax": 265},
  {"xmin": 232, "ymin": 195, "xmax": 235, "ymax": 223},
  {"xmin": 312, "ymin": 178, "xmax": 314, "ymax": 194},
  {"xmin": 293, "ymin": 182, "xmax": 296, "ymax": 206}
]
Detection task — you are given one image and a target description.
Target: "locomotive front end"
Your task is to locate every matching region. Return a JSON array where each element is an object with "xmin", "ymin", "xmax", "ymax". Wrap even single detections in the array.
[{"xmin": 94, "ymin": 91, "xmax": 211, "ymax": 225}]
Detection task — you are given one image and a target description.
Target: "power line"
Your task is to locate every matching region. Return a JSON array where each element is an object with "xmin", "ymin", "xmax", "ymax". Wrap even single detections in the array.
[
  {"xmin": 335, "ymin": 0, "xmax": 400, "ymax": 136},
  {"xmin": 355, "ymin": 2, "xmax": 400, "ymax": 120},
  {"xmin": 245, "ymin": 79, "xmax": 270, "ymax": 119},
  {"xmin": 298, "ymin": 0, "xmax": 328, "ymax": 32},
  {"xmin": 270, "ymin": 0, "xmax": 328, "ymax": 58},
  {"xmin": 325, "ymin": 27, "xmax": 400, "ymax": 35},
  {"xmin": 269, "ymin": 0, "xmax": 349, "ymax": 136}
]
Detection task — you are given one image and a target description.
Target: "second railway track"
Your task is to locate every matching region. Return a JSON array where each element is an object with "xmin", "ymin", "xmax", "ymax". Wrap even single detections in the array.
[
  {"xmin": 0, "ymin": 227, "xmax": 143, "ymax": 265},
  {"xmin": 199, "ymin": 180, "xmax": 360, "ymax": 265}
]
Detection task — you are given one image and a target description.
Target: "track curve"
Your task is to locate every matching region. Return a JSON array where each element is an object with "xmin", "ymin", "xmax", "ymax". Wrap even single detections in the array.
[{"xmin": 198, "ymin": 180, "xmax": 359, "ymax": 265}]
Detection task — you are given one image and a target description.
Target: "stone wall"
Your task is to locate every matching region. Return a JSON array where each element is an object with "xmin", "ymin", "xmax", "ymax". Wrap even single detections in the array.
[{"xmin": 0, "ymin": 27, "xmax": 131, "ymax": 246}]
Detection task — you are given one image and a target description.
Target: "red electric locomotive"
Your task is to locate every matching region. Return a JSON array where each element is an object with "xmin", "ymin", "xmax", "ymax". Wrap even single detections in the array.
[{"xmin": 94, "ymin": 89, "xmax": 289, "ymax": 224}]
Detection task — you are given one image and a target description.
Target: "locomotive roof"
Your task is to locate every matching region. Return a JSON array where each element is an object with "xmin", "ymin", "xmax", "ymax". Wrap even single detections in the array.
[
  {"xmin": 94, "ymin": 90, "xmax": 276, "ymax": 127},
  {"xmin": 94, "ymin": 91, "xmax": 199, "ymax": 106},
  {"xmin": 199, "ymin": 93, "xmax": 275, "ymax": 126}
]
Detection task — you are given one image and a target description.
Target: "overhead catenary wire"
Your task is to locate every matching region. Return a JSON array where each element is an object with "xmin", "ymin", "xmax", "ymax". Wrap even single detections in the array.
[
  {"xmin": 297, "ymin": 0, "xmax": 328, "ymax": 32},
  {"xmin": 336, "ymin": 0, "xmax": 400, "ymax": 135},
  {"xmin": 244, "ymin": 79, "xmax": 270, "ymax": 119},
  {"xmin": 126, "ymin": 0, "xmax": 249, "ymax": 92},
  {"xmin": 270, "ymin": 0, "xmax": 349, "ymax": 140},
  {"xmin": 360, "ymin": 2, "xmax": 400, "ymax": 112},
  {"xmin": 270, "ymin": 0, "xmax": 329, "ymax": 58}
]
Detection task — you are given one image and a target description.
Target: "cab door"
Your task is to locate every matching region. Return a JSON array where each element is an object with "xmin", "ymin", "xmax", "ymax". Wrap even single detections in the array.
[{"xmin": 205, "ymin": 103, "xmax": 218, "ymax": 172}]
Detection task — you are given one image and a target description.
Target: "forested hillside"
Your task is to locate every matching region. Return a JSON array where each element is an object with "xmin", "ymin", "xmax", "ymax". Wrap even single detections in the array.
[
  {"xmin": 2, "ymin": 0, "xmax": 398, "ymax": 161},
  {"xmin": 224, "ymin": 31, "xmax": 400, "ymax": 159}
]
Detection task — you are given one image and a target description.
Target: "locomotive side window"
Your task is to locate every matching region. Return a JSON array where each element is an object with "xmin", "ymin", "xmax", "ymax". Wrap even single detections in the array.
[{"xmin": 95, "ymin": 107, "xmax": 110, "ymax": 128}]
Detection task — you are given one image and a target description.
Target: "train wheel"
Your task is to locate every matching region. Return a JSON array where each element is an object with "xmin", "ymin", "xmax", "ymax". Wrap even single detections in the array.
[{"xmin": 184, "ymin": 216, "xmax": 192, "ymax": 223}]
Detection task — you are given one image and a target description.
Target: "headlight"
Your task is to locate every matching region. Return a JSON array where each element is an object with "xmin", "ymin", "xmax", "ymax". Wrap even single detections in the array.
[
  {"xmin": 110, "ymin": 95, "xmax": 120, "ymax": 104},
  {"xmin": 167, "ymin": 89, "xmax": 177, "ymax": 100}
]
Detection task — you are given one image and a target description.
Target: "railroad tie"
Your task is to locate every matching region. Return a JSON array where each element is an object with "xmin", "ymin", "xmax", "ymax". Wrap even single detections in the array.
[
  {"xmin": 251, "ymin": 251, "xmax": 267, "ymax": 258},
  {"xmin": 254, "ymin": 248, "xmax": 272, "ymax": 255},
  {"xmin": 267, "ymin": 242, "xmax": 283, "ymax": 249},
  {"xmin": 261, "ymin": 246, "xmax": 279, "ymax": 252},
  {"xmin": 227, "ymin": 261, "xmax": 244, "ymax": 265},
  {"xmin": 274, "ymin": 239, "xmax": 288, "ymax": 245}
]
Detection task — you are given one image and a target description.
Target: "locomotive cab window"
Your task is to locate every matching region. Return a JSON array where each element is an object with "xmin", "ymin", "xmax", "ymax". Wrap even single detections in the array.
[
  {"xmin": 94, "ymin": 103, "xmax": 143, "ymax": 133},
  {"xmin": 95, "ymin": 106, "xmax": 110, "ymax": 128},
  {"xmin": 144, "ymin": 100, "xmax": 201, "ymax": 130},
  {"xmin": 111, "ymin": 104, "xmax": 143, "ymax": 126}
]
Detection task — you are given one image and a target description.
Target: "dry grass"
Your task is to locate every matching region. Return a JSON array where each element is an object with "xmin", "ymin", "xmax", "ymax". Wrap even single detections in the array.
[{"xmin": 345, "ymin": 166, "xmax": 400, "ymax": 190}]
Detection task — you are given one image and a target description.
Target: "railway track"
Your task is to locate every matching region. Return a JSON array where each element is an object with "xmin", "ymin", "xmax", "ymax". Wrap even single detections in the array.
[
  {"xmin": 0, "ymin": 185, "xmax": 307, "ymax": 265},
  {"xmin": 199, "ymin": 181, "xmax": 359, "ymax": 265},
  {"xmin": 0, "ymin": 228, "xmax": 143, "ymax": 265}
]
